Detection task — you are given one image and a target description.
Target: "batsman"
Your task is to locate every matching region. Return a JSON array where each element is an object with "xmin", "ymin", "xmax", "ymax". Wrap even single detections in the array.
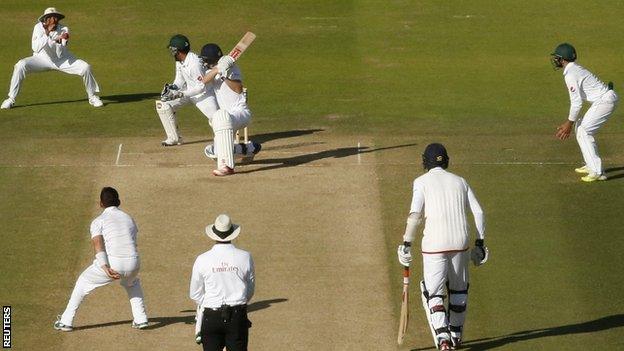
[{"xmin": 397, "ymin": 143, "xmax": 488, "ymax": 350}]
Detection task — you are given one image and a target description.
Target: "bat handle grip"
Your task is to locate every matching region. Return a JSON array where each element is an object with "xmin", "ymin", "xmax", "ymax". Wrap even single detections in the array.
[{"xmin": 402, "ymin": 266, "xmax": 410, "ymax": 284}]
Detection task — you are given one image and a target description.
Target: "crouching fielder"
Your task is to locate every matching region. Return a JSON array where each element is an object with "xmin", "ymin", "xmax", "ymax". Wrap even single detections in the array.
[
  {"xmin": 54, "ymin": 187, "xmax": 148, "ymax": 331},
  {"xmin": 199, "ymin": 44, "xmax": 260, "ymax": 176},
  {"xmin": 397, "ymin": 143, "xmax": 488, "ymax": 351}
]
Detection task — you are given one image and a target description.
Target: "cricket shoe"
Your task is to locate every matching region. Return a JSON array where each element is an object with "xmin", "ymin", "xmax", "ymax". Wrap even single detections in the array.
[
  {"xmin": 213, "ymin": 166, "xmax": 235, "ymax": 176},
  {"xmin": 162, "ymin": 137, "xmax": 183, "ymax": 147},
  {"xmin": 53, "ymin": 315, "xmax": 73, "ymax": 332},
  {"xmin": 241, "ymin": 141, "xmax": 262, "ymax": 163},
  {"xmin": 132, "ymin": 321, "xmax": 149, "ymax": 329},
  {"xmin": 439, "ymin": 339, "xmax": 452, "ymax": 351},
  {"xmin": 451, "ymin": 336, "xmax": 462, "ymax": 349},
  {"xmin": 204, "ymin": 144, "xmax": 217, "ymax": 159},
  {"xmin": 88, "ymin": 95, "xmax": 103, "ymax": 107},
  {"xmin": 1, "ymin": 98, "xmax": 15, "ymax": 109},
  {"xmin": 581, "ymin": 173, "xmax": 607, "ymax": 182},
  {"xmin": 574, "ymin": 165, "xmax": 590, "ymax": 174}
]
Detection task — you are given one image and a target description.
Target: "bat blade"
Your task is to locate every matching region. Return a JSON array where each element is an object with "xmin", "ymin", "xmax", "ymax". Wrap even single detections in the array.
[
  {"xmin": 228, "ymin": 32, "xmax": 256, "ymax": 61},
  {"xmin": 397, "ymin": 267, "xmax": 410, "ymax": 345}
]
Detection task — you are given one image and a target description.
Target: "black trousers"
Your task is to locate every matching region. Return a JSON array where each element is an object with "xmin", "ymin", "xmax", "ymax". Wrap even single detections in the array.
[{"xmin": 201, "ymin": 305, "xmax": 251, "ymax": 351}]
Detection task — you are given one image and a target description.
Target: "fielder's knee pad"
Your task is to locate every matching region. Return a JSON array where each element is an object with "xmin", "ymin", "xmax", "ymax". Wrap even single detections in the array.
[{"xmin": 211, "ymin": 109, "xmax": 234, "ymax": 132}]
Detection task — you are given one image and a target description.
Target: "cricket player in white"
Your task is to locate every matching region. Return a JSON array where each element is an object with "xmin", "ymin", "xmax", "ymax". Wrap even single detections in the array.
[
  {"xmin": 54, "ymin": 187, "xmax": 148, "ymax": 331},
  {"xmin": 190, "ymin": 214, "xmax": 255, "ymax": 351},
  {"xmin": 198, "ymin": 43, "xmax": 260, "ymax": 176},
  {"xmin": 1, "ymin": 7, "xmax": 102, "ymax": 109},
  {"xmin": 397, "ymin": 144, "xmax": 488, "ymax": 351},
  {"xmin": 552, "ymin": 43, "xmax": 619, "ymax": 182},
  {"xmin": 157, "ymin": 34, "xmax": 218, "ymax": 146}
]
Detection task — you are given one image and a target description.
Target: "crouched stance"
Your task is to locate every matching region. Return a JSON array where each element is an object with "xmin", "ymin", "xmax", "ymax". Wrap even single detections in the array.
[{"xmin": 54, "ymin": 187, "xmax": 148, "ymax": 331}]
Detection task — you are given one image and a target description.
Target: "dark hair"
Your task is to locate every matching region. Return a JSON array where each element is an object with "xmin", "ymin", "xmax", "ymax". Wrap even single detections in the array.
[{"xmin": 100, "ymin": 187, "xmax": 120, "ymax": 207}]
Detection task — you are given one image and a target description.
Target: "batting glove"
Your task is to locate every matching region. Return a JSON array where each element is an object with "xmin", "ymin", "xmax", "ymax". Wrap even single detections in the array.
[
  {"xmin": 397, "ymin": 243, "xmax": 412, "ymax": 267},
  {"xmin": 216, "ymin": 55, "xmax": 235, "ymax": 76},
  {"xmin": 470, "ymin": 239, "xmax": 489, "ymax": 266}
]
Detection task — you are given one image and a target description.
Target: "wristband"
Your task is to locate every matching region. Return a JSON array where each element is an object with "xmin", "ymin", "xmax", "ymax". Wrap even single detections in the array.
[{"xmin": 95, "ymin": 251, "xmax": 109, "ymax": 267}]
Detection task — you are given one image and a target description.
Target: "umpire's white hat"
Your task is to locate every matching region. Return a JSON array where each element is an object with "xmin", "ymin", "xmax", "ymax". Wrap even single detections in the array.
[
  {"xmin": 206, "ymin": 214, "xmax": 241, "ymax": 242},
  {"xmin": 39, "ymin": 7, "xmax": 65, "ymax": 22}
]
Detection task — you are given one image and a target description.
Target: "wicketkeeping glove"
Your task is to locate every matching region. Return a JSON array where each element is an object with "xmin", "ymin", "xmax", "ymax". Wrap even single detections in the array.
[
  {"xmin": 397, "ymin": 243, "xmax": 412, "ymax": 267},
  {"xmin": 470, "ymin": 239, "xmax": 489, "ymax": 266},
  {"xmin": 160, "ymin": 83, "xmax": 182, "ymax": 102}
]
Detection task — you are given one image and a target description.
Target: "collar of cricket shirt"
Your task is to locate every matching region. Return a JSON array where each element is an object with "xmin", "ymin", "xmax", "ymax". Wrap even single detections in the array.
[{"xmin": 563, "ymin": 61, "xmax": 576, "ymax": 75}]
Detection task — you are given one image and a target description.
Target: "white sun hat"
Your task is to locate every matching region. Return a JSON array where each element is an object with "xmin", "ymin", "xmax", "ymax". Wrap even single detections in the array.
[
  {"xmin": 206, "ymin": 214, "xmax": 241, "ymax": 242},
  {"xmin": 39, "ymin": 7, "xmax": 65, "ymax": 22}
]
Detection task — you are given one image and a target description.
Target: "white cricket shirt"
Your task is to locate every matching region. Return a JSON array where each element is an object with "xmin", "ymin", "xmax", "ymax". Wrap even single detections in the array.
[
  {"xmin": 410, "ymin": 168, "xmax": 485, "ymax": 253},
  {"xmin": 31, "ymin": 22, "xmax": 69, "ymax": 60},
  {"xmin": 90, "ymin": 206, "xmax": 139, "ymax": 258},
  {"xmin": 173, "ymin": 51, "xmax": 210, "ymax": 98},
  {"xmin": 190, "ymin": 243, "xmax": 255, "ymax": 308},
  {"xmin": 212, "ymin": 65, "xmax": 249, "ymax": 114},
  {"xmin": 563, "ymin": 62, "xmax": 610, "ymax": 121}
]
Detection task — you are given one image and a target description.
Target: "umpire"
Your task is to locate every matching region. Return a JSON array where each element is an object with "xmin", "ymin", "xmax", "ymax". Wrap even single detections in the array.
[{"xmin": 190, "ymin": 214, "xmax": 255, "ymax": 351}]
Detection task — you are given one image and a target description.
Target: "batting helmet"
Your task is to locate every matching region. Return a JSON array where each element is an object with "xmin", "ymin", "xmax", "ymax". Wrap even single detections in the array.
[
  {"xmin": 551, "ymin": 43, "xmax": 576, "ymax": 69},
  {"xmin": 422, "ymin": 143, "xmax": 449, "ymax": 170},
  {"xmin": 168, "ymin": 34, "xmax": 190, "ymax": 55},
  {"xmin": 199, "ymin": 43, "xmax": 223, "ymax": 67}
]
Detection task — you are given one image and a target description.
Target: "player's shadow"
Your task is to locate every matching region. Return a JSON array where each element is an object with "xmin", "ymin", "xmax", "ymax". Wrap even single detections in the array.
[
  {"xmin": 15, "ymin": 92, "xmax": 160, "ymax": 107},
  {"xmin": 237, "ymin": 143, "xmax": 418, "ymax": 174},
  {"xmin": 604, "ymin": 165, "xmax": 624, "ymax": 181},
  {"xmin": 181, "ymin": 129, "xmax": 324, "ymax": 147},
  {"xmin": 409, "ymin": 314, "xmax": 624, "ymax": 351},
  {"xmin": 72, "ymin": 298, "xmax": 288, "ymax": 331}
]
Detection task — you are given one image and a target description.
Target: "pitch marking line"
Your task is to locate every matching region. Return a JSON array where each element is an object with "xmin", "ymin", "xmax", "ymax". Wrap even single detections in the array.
[{"xmin": 115, "ymin": 144, "xmax": 123, "ymax": 166}]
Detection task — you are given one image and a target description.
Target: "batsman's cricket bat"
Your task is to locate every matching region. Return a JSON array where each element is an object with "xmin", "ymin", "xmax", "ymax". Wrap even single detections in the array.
[
  {"xmin": 397, "ymin": 266, "xmax": 410, "ymax": 345},
  {"xmin": 228, "ymin": 32, "xmax": 256, "ymax": 61}
]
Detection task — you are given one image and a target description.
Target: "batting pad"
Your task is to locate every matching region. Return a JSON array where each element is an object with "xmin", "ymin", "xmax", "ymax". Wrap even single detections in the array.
[
  {"xmin": 215, "ymin": 129, "xmax": 235, "ymax": 169},
  {"xmin": 155, "ymin": 101, "xmax": 179, "ymax": 141}
]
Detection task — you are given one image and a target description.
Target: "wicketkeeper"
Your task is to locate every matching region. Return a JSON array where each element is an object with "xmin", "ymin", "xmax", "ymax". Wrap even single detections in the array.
[{"xmin": 397, "ymin": 143, "xmax": 488, "ymax": 350}]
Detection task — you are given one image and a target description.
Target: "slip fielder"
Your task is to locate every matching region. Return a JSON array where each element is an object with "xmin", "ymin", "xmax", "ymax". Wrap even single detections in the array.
[
  {"xmin": 551, "ymin": 43, "xmax": 619, "ymax": 182},
  {"xmin": 1, "ymin": 7, "xmax": 102, "ymax": 109},
  {"xmin": 397, "ymin": 144, "xmax": 488, "ymax": 350}
]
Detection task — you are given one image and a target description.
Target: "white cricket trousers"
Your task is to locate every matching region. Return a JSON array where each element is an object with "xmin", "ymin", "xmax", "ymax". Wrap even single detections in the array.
[
  {"xmin": 575, "ymin": 90, "xmax": 618, "ymax": 175},
  {"xmin": 60, "ymin": 256, "xmax": 147, "ymax": 327},
  {"xmin": 7, "ymin": 53, "xmax": 100, "ymax": 100},
  {"xmin": 423, "ymin": 251, "xmax": 469, "ymax": 341}
]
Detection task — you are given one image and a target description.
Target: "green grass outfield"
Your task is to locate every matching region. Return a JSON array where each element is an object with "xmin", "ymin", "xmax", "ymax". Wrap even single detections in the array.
[{"xmin": 1, "ymin": 1, "xmax": 624, "ymax": 350}]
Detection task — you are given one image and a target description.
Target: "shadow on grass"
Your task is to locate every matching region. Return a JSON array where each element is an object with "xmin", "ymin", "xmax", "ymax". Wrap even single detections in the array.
[
  {"xmin": 410, "ymin": 314, "xmax": 624, "ymax": 351},
  {"xmin": 73, "ymin": 298, "xmax": 288, "ymax": 331},
  {"xmin": 237, "ymin": 143, "xmax": 419, "ymax": 174},
  {"xmin": 605, "ymin": 165, "xmax": 624, "ymax": 181},
  {"xmin": 15, "ymin": 92, "xmax": 159, "ymax": 108}
]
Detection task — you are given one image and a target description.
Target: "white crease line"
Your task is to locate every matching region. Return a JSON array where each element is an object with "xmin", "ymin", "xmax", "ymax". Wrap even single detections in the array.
[
  {"xmin": 115, "ymin": 144, "xmax": 123, "ymax": 166},
  {"xmin": 357, "ymin": 142, "xmax": 362, "ymax": 165}
]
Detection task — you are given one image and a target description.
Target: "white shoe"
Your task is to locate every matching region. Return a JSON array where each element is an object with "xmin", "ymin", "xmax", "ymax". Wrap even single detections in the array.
[
  {"xmin": 204, "ymin": 144, "xmax": 217, "ymax": 159},
  {"xmin": 161, "ymin": 137, "xmax": 183, "ymax": 146},
  {"xmin": 574, "ymin": 165, "xmax": 590, "ymax": 174},
  {"xmin": 213, "ymin": 166, "xmax": 235, "ymax": 176},
  {"xmin": 88, "ymin": 95, "xmax": 103, "ymax": 107},
  {"xmin": 53, "ymin": 315, "xmax": 73, "ymax": 332},
  {"xmin": 131, "ymin": 321, "xmax": 149, "ymax": 329},
  {"xmin": 1, "ymin": 98, "xmax": 15, "ymax": 109}
]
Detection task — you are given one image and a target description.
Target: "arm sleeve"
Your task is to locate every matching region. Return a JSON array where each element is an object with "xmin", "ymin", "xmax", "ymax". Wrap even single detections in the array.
[
  {"xmin": 403, "ymin": 212, "xmax": 422, "ymax": 243},
  {"xmin": 404, "ymin": 181, "xmax": 424, "ymax": 242},
  {"xmin": 89, "ymin": 217, "xmax": 103, "ymax": 239},
  {"xmin": 246, "ymin": 254, "xmax": 255, "ymax": 302},
  {"xmin": 180, "ymin": 61, "xmax": 207, "ymax": 98},
  {"xmin": 565, "ymin": 74, "xmax": 583, "ymax": 122},
  {"xmin": 466, "ymin": 184, "xmax": 485, "ymax": 240},
  {"xmin": 173, "ymin": 64, "xmax": 185, "ymax": 89},
  {"xmin": 189, "ymin": 258, "xmax": 205, "ymax": 305},
  {"xmin": 31, "ymin": 23, "xmax": 54, "ymax": 53}
]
